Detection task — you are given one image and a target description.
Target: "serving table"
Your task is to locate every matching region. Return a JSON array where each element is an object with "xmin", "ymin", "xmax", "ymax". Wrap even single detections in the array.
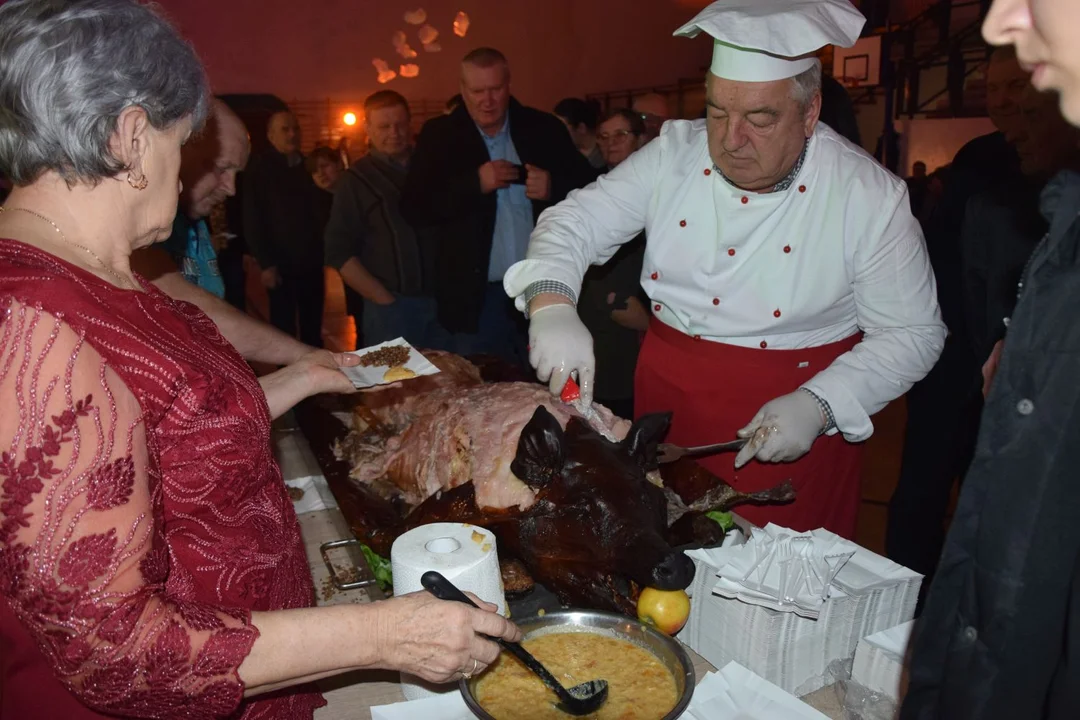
[{"xmin": 273, "ymin": 408, "xmax": 846, "ymax": 719}]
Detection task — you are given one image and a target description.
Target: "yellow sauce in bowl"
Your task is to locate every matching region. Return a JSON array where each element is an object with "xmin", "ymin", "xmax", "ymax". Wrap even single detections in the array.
[{"xmin": 474, "ymin": 632, "xmax": 678, "ymax": 719}]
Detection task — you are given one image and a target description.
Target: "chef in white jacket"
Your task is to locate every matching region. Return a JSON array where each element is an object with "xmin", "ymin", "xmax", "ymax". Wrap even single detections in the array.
[{"xmin": 503, "ymin": 0, "xmax": 946, "ymax": 538}]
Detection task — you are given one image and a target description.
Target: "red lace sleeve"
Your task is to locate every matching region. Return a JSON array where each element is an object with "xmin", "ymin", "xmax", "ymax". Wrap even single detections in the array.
[{"xmin": 0, "ymin": 300, "xmax": 260, "ymax": 718}]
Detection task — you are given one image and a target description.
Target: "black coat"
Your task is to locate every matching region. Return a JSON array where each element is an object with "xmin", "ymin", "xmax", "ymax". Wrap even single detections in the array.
[
  {"xmin": 578, "ymin": 233, "xmax": 646, "ymax": 403},
  {"xmin": 820, "ymin": 74, "xmax": 861, "ymax": 147},
  {"xmin": 324, "ymin": 154, "xmax": 426, "ymax": 297},
  {"xmin": 902, "ymin": 170, "xmax": 1080, "ymax": 720},
  {"xmin": 924, "ymin": 132, "xmax": 1021, "ymax": 341},
  {"xmin": 242, "ymin": 149, "xmax": 324, "ymax": 272},
  {"xmin": 400, "ymin": 98, "xmax": 596, "ymax": 333},
  {"xmin": 960, "ymin": 178, "xmax": 1046, "ymax": 365}
]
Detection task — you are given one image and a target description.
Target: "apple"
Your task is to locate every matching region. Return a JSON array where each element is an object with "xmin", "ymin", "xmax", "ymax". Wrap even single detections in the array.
[{"xmin": 637, "ymin": 587, "xmax": 691, "ymax": 635}]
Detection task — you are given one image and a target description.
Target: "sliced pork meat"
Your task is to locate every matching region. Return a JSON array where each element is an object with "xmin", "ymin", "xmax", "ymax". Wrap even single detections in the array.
[{"xmin": 341, "ymin": 382, "xmax": 630, "ymax": 510}]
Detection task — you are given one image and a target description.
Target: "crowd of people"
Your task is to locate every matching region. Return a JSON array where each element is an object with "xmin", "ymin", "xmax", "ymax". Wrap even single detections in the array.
[{"xmin": 2, "ymin": 0, "xmax": 1080, "ymax": 716}]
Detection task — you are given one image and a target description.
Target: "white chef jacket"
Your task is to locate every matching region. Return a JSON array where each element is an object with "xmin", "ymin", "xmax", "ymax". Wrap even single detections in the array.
[{"xmin": 503, "ymin": 120, "xmax": 946, "ymax": 442}]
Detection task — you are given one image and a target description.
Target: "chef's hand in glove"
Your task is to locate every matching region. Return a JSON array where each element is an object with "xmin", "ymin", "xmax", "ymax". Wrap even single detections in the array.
[
  {"xmin": 733, "ymin": 390, "xmax": 825, "ymax": 470},
  {"xmin": 528, "ymin": 303, "xmax": 596, "ymax": 405}
]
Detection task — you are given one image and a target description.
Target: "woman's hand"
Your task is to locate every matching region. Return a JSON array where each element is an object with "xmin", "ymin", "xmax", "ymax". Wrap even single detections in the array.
[
  {"xmin": 261, "ymin": 267, "xmax": 281, "ymax": 289},
  {"xmin": 258, "ymin": 350, "xmax": 360, "ymax": 418},
  {"xmin": 374, "ymin": 591, "xmax": 522, "ymax": 683},
  {"xmin": 296, "ymin": 349, "xmax": 359, "ymax": 396}
]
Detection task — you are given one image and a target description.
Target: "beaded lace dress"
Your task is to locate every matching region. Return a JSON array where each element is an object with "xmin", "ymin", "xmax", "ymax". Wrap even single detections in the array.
[{"xmin": 0, "ymin": 239, "xmax": 324, "ymax": 719}]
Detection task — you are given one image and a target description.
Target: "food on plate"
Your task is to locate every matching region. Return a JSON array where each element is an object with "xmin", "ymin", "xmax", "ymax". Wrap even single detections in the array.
[
  {"xmin": 474, "ymin": 632, "xmax": 678, "ymax": 719},
  {"xmin": 637, "ymin": 588, "xmax": 691, "ymax": 635},
  {"xmin": 357, "ymin": 344, "xmax": 411, "ymax": 368},
  {"xmin": 287, "ymin": 485, "xmax": 305, "ymax": 502},
  {"xmin": 324, "ymin": 352, "xmax": 795, "ymax": 617},
  {"xmin": 382, "ymin": 366, "xmax": 417, "ymax": 382}
]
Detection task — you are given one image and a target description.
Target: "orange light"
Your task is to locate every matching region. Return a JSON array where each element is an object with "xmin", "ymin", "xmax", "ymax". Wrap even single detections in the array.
[{"xmin": 343, "ymin": 112, "xmax": 357, "ymax": 126}]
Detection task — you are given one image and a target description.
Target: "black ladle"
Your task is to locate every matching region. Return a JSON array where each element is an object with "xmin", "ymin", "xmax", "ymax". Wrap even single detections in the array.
[{"xmin": 420, "ymin": 570, "xmax": 609, "ymax": 716}]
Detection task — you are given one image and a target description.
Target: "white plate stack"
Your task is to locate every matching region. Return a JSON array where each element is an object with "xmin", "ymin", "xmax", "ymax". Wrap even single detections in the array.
[{"xmin": 678, "ymin": 524, "xmax": 921, "ymax": 696}]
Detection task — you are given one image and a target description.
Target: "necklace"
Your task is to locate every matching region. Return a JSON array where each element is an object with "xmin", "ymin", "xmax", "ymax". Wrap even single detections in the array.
[{"xmin": 0, "ymin": 205, "xmax": 134, "ymax": 289}]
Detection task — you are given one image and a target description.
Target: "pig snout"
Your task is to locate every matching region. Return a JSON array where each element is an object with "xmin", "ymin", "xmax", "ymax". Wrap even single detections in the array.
[{"xmin": 648, "ymin": 550, "xmax": 695, "ymax": 591}]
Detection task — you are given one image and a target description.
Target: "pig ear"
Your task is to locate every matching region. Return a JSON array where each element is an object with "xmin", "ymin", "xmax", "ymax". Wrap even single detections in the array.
[
  {"xmin": 622, "ymin": 412, "xmax": 672, "ymax": 468},
  {"xmin": 511, "ymin": 406, "xmax": 566, "ymax": 488}
]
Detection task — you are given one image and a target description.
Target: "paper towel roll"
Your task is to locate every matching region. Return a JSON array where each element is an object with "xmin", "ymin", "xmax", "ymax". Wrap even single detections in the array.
[{"xmin": 391, "ymin": 522, "xmax": 506, "ymax": 700}]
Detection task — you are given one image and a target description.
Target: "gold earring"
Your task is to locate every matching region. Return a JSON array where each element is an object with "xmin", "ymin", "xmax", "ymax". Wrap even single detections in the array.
[{"xmin": 127, "ymin": 170, "xmax": 148, "ymax": 191}]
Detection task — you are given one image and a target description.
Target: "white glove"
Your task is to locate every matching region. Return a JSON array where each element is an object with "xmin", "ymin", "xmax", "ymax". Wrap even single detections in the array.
[
  {"xmin": 527, "ymin": 303, "xmax": 596, "ymax": 404},
  {"xmin": 733, "ymin": 390, "xmax": 825, "ymax": 469}
]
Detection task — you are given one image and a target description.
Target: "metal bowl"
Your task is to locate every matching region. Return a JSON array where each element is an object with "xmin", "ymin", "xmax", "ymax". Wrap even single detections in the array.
[{"xmin": 459, "ymin": 609, "xmax": 695, "ymax": 719}]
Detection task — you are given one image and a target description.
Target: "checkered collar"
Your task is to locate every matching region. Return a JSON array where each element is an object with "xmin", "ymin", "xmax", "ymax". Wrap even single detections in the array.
[{"xmin": 714, "ymin": 138, "xmax": 809, "ymax": 193}]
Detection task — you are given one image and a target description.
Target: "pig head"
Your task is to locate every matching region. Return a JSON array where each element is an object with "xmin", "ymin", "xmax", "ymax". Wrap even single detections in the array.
[{"xmin": 494, "ymin": 406, "xmax": 695, "ymax": 616}]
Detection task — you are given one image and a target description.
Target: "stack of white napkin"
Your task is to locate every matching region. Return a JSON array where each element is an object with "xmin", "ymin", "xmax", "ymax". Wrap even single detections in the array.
[
  {"xmin": 679, "ymin": 524, "xmax": 921, "ymax": 696},
  {"xmin": 851, "ymin": 620, "xmax": 914, "ymax": 701}
]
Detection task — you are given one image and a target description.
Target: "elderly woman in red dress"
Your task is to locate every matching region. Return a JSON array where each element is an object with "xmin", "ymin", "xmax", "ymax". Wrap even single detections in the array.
[{"xmin": 0, "ymin": 2, "xmax": 519, "ymax": 718}]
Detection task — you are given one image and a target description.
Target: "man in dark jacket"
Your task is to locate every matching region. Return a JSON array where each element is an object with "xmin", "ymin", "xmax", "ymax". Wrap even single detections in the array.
[
  {"xmin": 401, "ymin": 47, "xmax": 595, "ymax": 365},
  {"xmin": 325, "ymin": 90, "xmax": 446, "ymax": 349},
  {"xmin": 963, "ymin": 83, "xmax": 1080, "ymax": 366},
  {"xmin": 886, "ymin": 47, "xmax": 1025, "ymax": 598},
  {"xmin": 819, "ymin": 73, "xmax": 862, "ymax": 147},
  {"xmin": 243, "ymin": 110, "xmax": 326, "ymax": 348},
  {"xmin": 903, "ymin": 0, "xmax": 1080, "ymax": 714}
]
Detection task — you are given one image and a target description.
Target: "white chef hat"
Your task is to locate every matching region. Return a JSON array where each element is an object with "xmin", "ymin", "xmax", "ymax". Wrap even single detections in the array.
[{"xmin": 673, "ymin": 0, "xmax": 866, "ymax": 83}]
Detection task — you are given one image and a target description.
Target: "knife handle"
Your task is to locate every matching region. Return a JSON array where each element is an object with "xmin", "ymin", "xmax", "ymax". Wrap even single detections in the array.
[{"xmin": 560, "ymin": 377, "xmax": 581, "ymax": 403}]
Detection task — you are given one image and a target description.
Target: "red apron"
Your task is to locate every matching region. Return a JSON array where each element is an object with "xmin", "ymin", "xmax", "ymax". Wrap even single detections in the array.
[{"xmin": 635, "ymin": 319, "xmax": 863, "ymax": 539}]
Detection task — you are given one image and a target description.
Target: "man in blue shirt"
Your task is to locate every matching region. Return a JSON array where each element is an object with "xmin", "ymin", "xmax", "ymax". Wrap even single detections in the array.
[
  {"xmin": 402, "ymin": 47, "xmax": 597, "ymax": 367},
  {"xmin": 165, "ymin": 211, "xmax": 226, "ymax": 298},
  {"xmin": 139, "ymin": 99, "xmax": 248, "ymax": 298}
]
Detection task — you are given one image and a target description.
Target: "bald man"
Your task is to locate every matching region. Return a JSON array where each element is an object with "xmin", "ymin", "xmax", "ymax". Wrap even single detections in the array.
[
  {"xmin": 243, "ymin": 110, "xmax": 326, "ymax": 348},
  {"xmin": 132, "ymin": 101, "xmax": 327, "ymax": 367}
]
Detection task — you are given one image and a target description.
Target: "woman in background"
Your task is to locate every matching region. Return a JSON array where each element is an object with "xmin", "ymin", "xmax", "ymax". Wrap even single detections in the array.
[{"xmin": 576, "ymin": 109, "xmax": 651, "ymax": 418}]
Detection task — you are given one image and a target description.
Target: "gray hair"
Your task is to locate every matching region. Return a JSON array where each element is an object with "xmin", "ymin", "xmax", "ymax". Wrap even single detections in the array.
[
  {"xmin": 0, "ymin": 0, "xmax": 209, "ymax": 186},
  {"xmin": 790, "ymin": 63, "xmax": 823, "ymax": 115}
]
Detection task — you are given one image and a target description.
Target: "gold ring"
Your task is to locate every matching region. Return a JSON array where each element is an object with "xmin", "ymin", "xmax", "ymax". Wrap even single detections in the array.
[{"xmin": 462, "ymin": 658, "xmax": 479, "ymax": 680}]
